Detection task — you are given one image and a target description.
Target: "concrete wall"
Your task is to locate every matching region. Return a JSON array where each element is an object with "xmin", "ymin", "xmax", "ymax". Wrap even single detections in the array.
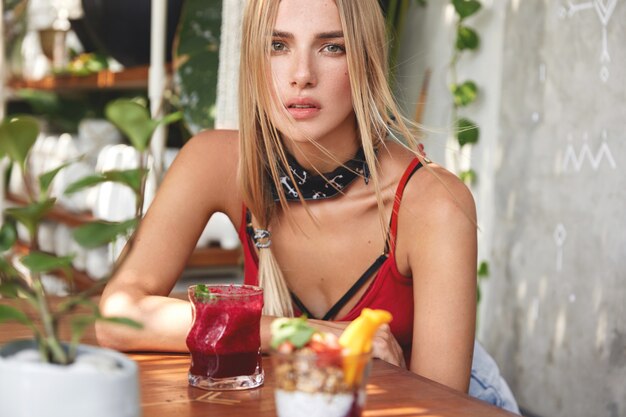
[{"xmin": 395, "ymin": 1, "xmax": 626, "ymax": 417}]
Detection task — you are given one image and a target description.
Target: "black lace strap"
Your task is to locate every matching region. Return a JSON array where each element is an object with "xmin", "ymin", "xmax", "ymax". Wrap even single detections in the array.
[
  {"xmin": 321, "ymin": 254, "xmax": 388, "ymax": 320},
  {"xmin": 290, "ymin": 291, "xmax": 317, "ymax": 319},
  {"xmin": 291, "ymin": 253, "xmax": 388, "ymax": 321}
]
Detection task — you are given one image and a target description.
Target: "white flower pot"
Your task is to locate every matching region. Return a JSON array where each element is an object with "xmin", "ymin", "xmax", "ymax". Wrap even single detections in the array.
[{"xmin": 0, "ymin": 339, "xmax": 140, "ymax": 417}]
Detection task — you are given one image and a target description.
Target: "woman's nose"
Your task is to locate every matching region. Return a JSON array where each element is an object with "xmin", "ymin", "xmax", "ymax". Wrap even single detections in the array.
[{"xmin": 290, "ymin": 52, "xmax": 317, "ymax": 88}]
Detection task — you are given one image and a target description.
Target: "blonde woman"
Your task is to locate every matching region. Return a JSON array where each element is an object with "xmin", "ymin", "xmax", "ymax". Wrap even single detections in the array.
[{"xmin": 96, "ymin": 0, "xmax": 518, "ymax": 412}]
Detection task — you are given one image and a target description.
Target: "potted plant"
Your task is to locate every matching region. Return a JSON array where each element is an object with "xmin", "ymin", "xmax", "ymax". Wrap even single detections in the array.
[{"xmin": 0, "ymin": 101, "xmax": 180, "ymax": 416}]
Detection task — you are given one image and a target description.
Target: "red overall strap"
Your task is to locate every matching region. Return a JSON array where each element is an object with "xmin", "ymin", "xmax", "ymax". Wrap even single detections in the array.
[{"xmin": 388, "ymin": 158, "xmax": 423, "ymax": 256}]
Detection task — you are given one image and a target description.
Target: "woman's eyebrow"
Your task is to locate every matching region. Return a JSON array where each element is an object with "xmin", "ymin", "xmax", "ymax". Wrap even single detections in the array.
[
  {"xmin": 316, "ymin": 31, "xmax": 344, "ymax": 39},
  {"xmin": 272, "ymin": 30, "xmax": 344, "ymax": 39}
]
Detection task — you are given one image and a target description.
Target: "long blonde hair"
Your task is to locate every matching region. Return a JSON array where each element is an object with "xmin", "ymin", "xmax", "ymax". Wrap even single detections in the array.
[{"xmin": 238, "ymin": 0, "xmax": 424, "ymax": 317}]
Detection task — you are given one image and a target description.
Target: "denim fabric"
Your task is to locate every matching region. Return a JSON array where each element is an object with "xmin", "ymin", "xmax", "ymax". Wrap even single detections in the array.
[{"xmin": 469, "ymin": 341, "xmax": 520, "ymax": 414}]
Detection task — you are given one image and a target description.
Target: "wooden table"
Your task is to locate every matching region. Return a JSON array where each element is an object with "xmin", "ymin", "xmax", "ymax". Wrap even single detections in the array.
[{"xmin": 0, "ymin": 298, "xmax": 515, "ymax": 416}]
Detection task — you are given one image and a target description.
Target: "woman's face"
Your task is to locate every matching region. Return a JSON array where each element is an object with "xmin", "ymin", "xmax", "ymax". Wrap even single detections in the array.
[{"xmin": 269, "ymin": 0, "xmax": 355, "ymax": 149}]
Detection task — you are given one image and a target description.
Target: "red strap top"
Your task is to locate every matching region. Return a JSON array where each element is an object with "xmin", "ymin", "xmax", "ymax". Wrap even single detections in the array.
[{"xmin": 238, "ymin": 158, "xmax": 423, "ymax": 364}]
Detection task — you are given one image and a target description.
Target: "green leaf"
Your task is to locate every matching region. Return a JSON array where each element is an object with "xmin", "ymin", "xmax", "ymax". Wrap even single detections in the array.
[
  {"xmin": 0, "ymin": 304, "xmax": 31, "ymax": 325},
  {"xmin": 64, "ymin": 168, "xmax": 146, "ymax": 196},
  {"xmin": 159, "ymin": 111, "xmax": 183, "ymax": 127},
  {"xmin": 0, "ymin": 115, "xmax": 40, "ymax": 169},
  {"xmin": 477, "ymin": 260, "xmax": 489, "ymax": 278},
  {"xmin": 70, "ymin": 315, "xmax": 97, "ymax": 357},
  {"xmin": 98, "ymin": 316, "xmax": 143, "ymax": 330},
  {"xmin": 0, "ymin": 278, "xmax": 36, "ymax": 304},
  {"xmin": 21, "ymin": 251, "xmax": 74, "ymax": 274},
  {"xmin": 459, "ymin": 169, "xmax": 477, "ymax": 184},
  {"xmin": 72, "ymin": 218, "xmax": 138, "ymax": 249},
  {"xmin": 193, "ymin": 283, "xmax": 217, "ymax": 302},
  {"xmin": 0, "ymin": 260, "xmax": 24, "ymax": 288},
  {"xmin": 452, "ymin": 81, "xmax": 478, "ymax": 107},
  {"xmin": 0, "ymin": 258, "xmax": 19, "ymax": 277},
  {"xmin": 456, "ymin": 26, "xmax": 480, "ymax": 51},
  {"xmin": 39, "ymin": 160, "xmax": 75, "ymax": 197},
  {"xmin": 63, "ymin": 174, "xmax": 106, "ymax": 195},
  {"xmin": 105, "ymin": 99, "xmax": 159, "ymax": 152},
  {"xmin": 456, "ymin": 117, "xmax": 480, "ymax": 147},
  {"xmin": 101, "ymin": 169, "xmax": 146, "ymax": 194},
  {"xmin": 452, "ymin": 0, "xmax": 482, "ymax": 19},
  {"xmin": 0, "ymin": 221, "xmax": 17, "ymax": 252},
  {"xmin": 0, "ymin": 282, "xmax": 20, "ymax": 298},
  {"xmin": 5, "ymin": 198, "xmax": 56, "ymax": 239},
  {"xmin": 270, "ymin": 317, "xmax": 316, "ymax": 349}
]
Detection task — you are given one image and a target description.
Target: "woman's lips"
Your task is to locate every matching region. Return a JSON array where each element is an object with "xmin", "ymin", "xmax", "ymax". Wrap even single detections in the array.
[
  {"xmin": 287, "ymin": 105, "xmax": 320, "ymax": 119},
  {"xmin": 285, "ymin": 99, "xmax": 321, "ymax": 120}
]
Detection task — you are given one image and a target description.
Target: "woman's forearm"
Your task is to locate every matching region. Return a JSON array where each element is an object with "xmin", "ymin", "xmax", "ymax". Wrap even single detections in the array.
[{"xmin": 96, "ymin": 292, "xmax": 192, "ymax": 352}]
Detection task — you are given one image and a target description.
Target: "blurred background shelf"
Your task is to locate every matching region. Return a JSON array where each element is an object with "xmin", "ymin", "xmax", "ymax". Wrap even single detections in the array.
[
  {"xmin": 6, "ymin": 66, "xmax": 167, "ymax": 92},
  {"xmin": 14, "ymin": 241, "xmax": 96, "ymax": 292},
  {"xmin": 5, "ymin": 193, "xmax": 242, "ymax": 272}
]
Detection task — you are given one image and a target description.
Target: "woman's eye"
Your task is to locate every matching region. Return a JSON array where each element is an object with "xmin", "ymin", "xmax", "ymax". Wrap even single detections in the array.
[
  {"xmin": 271, "ymin": 41, "xmax": 287, "ymax": 52},
  {"xmin": 323, "ymin": 43, "xmax": 345, "ymax": 54}
]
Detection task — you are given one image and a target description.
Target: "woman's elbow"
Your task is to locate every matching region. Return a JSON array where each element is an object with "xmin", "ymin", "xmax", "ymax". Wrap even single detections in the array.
[{"xmin": 95, "ymin": 291, "xmax": 142, "ymax": 351}]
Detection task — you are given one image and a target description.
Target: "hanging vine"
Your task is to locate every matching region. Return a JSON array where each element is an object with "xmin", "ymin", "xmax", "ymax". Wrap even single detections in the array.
[
  {"xmin": 380, "ymin": 1, "xmax": 489, "ymax": 299},
  {"xmin": 448, "ymin": 0, "xmax": 490, "ymax": 303},
  {"xmin": 449, "ymin": 0, "xmax": 482, "ymax": 184}
]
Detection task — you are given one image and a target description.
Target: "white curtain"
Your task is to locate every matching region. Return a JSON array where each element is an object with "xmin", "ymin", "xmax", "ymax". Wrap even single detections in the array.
[{"xmin": 215, "ymin": 0, "xmax": 247, "ymax": 130}]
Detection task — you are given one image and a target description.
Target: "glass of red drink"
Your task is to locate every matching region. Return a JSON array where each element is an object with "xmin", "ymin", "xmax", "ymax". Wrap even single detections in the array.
[{"xmin": 186, "ymin": 284, "xmax": 264, "ymax": 390}]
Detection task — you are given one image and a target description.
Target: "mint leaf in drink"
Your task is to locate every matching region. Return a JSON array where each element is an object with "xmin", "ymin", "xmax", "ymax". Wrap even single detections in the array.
[{"xmin": 194, "ymin": 284, "xmax": 216, "ymax": 302}]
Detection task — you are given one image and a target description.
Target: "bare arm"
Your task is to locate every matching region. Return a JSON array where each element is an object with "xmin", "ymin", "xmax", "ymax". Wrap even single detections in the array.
[
  {"xmin": 403, "ymin": 167, "xmax": 477, "ymax": 392},
  {"xmin": 96, "ymin": 130, "xmax": 242, "ymax": 351}
]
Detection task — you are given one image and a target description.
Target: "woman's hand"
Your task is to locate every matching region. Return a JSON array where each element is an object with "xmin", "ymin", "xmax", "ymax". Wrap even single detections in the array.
[
  {"xmin": 371, "ymin": 323, "xmax": 406, "ymax": 369},
  {"xmin": 304, "ymin": 319, "xmax": 406, "ymax": 369}
]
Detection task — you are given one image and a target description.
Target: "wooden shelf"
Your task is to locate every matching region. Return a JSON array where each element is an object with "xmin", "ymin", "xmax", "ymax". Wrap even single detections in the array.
[
  {"xmin": 6, "ymin": 193, "xmax": 242, "ymax": 270},
  {"xmin": 6, "ymin": 65, "xmax": 160, "ymax": 91}
]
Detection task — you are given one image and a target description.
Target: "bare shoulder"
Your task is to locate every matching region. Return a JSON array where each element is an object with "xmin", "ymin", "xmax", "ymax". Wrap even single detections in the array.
[
  {"xmin": 403, "ymin": 162, "xmax": 476, "ymax": 227},
  {"xmin": 172, "ymin": 129, "xmax": 239, "ymax": 181},
  {"xmin": 162, "ymin": 129, "xmax": 241, "ymax": 215},
  {"xmin": 176, "ymin": 129, "xmax": 239, "ymax": 168},
  {"xmin": 393, "ymin": 158, "xmax": 477, "ymax": 277},
  {"xmin": 380, "ymin": 141, "xmax": 475, "ymax": 227}
]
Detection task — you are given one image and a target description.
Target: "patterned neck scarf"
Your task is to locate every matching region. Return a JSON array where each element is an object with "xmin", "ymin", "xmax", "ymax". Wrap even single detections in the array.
[{"xmin": 271, "ymin": 147, "xmax": 372, "ymax": 201}]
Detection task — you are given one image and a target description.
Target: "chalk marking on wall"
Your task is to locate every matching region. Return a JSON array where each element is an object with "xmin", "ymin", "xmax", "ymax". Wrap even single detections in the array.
[
  {"xmin": 559, "ymin": 0, "xmax": 618, "ymax": 82},
  {"xmin": 563, "ymin": 131, "xmax": 616, "ymax": 172},
  {"xmin": 554, "ymin": 223, "xmax": 567, "ymax": 272}
]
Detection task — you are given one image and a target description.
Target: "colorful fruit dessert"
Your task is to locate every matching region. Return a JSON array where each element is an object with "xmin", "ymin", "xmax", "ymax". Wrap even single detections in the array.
[{"xmin": 271, "ymin": 308, "xmax": 392, "ymax": 417}]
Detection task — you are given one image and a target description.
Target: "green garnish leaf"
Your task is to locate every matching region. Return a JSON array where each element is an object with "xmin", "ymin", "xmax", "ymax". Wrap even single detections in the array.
[
  {"xmin": 270, "ymin": 317, "xmax": 316, "ymax": 349},
  {"xmin": 194, "ymin": 284, "xmax": 217, "ymax": 302}
]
